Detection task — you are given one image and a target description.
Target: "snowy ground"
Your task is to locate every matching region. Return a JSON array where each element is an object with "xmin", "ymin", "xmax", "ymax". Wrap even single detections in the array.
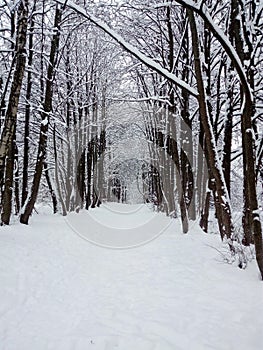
[{"xmin": 0, "ymin": 203, "xmax": 262, "ymax": 350}]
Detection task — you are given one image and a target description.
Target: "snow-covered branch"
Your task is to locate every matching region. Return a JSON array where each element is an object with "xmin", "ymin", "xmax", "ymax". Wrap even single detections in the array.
[
  {"xmin": 154, "ymin": 0, "xmax": 253, "ymax": 102},
  {"xmin": 54, "ymin": 0, "xmax": 198, "ymax": 98}
]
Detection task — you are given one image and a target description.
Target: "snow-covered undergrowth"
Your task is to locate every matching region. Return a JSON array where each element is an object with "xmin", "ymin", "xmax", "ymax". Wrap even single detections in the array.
[{"xmin": 0, "ymin": 204, "xmax": 262, "ymax": 350}]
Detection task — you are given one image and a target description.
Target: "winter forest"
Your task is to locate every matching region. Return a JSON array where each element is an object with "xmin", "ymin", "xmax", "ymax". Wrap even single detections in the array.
[{"xmin": 0, "ymin": 0, "xmax": 263, "ymax": 348}]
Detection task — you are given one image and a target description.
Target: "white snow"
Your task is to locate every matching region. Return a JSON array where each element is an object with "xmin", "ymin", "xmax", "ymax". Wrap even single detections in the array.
[
  {"xmin": 0, "ymin": 203, "xmax": 262, "ymax": 350},
  {"xmin": 55, "ymin": 0, "xmax": 198, "ymax": 98},
  {"xmin": 41, "ymin": 117, "xmax": 49, "ymax": 126},
  {"xmin": 153, "ymin": 0, "xmax": 253, "ymax": 101}
]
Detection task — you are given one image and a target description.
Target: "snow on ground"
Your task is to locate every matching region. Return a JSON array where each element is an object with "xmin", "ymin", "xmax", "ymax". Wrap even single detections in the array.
[{"xmin": 0, "ymin": 203, "xmax": 262, "ymax": 350}]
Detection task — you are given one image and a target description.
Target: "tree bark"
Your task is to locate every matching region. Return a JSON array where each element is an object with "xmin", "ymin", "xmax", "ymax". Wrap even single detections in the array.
[
  {"xmin": 53, "ymin": 125, "xmax": 67, "ymax": 216},
  {"xmin": 1, "ymin": 135, "xmax": 15, "ymax": 224},
  {"xmin": 230, "ymin": 0, "xmax": 263, "ymax": 276},
  {"xmin": 21, "ymin": 1, "xmax": 36, "ymax": 207},
  {"xmin": 0, "ymin": 0, "xmax": 28, "ymax": 204},
  {"xmin": 44, "ymin": 162, "xmax": 58, "ymax": 214},
  {"xmin": 20, "ymin": 7, "xmax": 62, "ymax": 224},
  {"xmin": 188, "ymin": 9, "xmax": 234, "ymax": 240}
]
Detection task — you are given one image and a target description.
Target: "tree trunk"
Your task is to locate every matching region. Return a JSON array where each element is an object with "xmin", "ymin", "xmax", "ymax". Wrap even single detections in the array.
[
  {"xmin": 44, "ymin": 162, "xmax": 58, "ymax": 214},
  {"xmin": 0, "ymin": 0, "xmax": 28, "ymax": 204},
  {"xmin": 1, "ymin": 136, "xmax": 15, "ymax": 224},
  {"xmin": 188, "ymin": 9, "xmax": 234, "ymax": 240},
  {"xmin": 53, "ymin": 125, "xmax": 67, "ymax": 216},
  {"xmin": 242, "ymin": 98, "xmax": 263, "ymax": 277},
  {"xmin": 230, "ymin": 0, "xmax": 263, "ymax": 277},
  {"xmin": 21, "ymin": 1, "xmax": 36, "ymax": 207},
  {"xmin": 14, "ymin": 141, "xmax": 20, "ymax": 215},
  {"xmin": 20, "ymin": 7, "xmax": 62, "ymax": 224}
]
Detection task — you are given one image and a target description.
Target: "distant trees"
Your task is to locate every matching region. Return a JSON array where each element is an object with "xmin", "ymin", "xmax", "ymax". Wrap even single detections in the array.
[{"xmin": 49, "ymin": 23, "xmax": 119, "ymax": 212}]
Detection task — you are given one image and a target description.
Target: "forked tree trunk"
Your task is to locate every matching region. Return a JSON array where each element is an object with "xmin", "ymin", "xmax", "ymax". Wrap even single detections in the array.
[
  {"xmin": 20, "ymin": 7, "xmax": 62, "ymax": 224},
  {"xmin": 188, "ymin": 9, "xmax": 234, "ymax": 241}
]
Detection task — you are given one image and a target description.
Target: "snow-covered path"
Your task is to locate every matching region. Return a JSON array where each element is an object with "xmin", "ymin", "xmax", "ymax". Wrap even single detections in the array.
[{"xmin": 0, "ymin": 204, "xmax": 262, "ymax": 350}]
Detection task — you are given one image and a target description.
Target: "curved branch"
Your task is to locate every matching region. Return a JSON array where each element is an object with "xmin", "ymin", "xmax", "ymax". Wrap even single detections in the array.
[
  {"xmin": 55, "ymin": 0, "xmax": 198, "ymax": 98},
  {"xmin": 155, "ymin": 0, "xmax": 253, "ymax": 102}
]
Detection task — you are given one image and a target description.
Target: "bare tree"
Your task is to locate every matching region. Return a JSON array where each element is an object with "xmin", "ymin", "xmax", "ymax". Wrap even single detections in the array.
[
  {"xmin": 20, "ymin": 5, "xmax": 62, "ymax": 224},
  {"xmin": 0, "ymin": 0, "xmax": 29, "ymax": 224}
]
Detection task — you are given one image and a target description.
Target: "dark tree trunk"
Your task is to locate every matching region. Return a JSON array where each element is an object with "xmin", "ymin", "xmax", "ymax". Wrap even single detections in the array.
[
  {"xmin": 86, "ymin": 140, "xmax": 93, "ymax": 209},
  {"xmin": 53, "ymin": 125, "xmax": 67, "ymax": 216},
  {"xmin": 20, "ymin": 7, "xmax": 62, "ymax": 225},
  {"xmin": 0, "ymin": 0, "xmax": 28, "ymax": 206},
  {"xmin": 14, "ymin": 141, "xmax": 20, "ymax": 215},
  {"xmin": 155, "ymin": 130, "xmax": 189, "ymax": 233},
  {"xmin": 44, "ymin": 162, "xmax": 58, "ymax": 214},
  {"xmin": 199, "ymin": 188, "xmax": 211, "ymax": 233},
  {"xmin": 77, "ymin": 150, "xmax": 86, "ymax": 208},
  {"xmin": 229, "ymin": 0, "xmax": 263, "ymax": 277},
  {"xmin": 222, "ymin": 85, "xmax": 233, "ymax": 196},
  {"xmin": 1, "ymin": 136, "xmax": 15, "ymax": 224},
  {"xmin": 188, "ymin": 9, "xmax": 234, "ymax": 241},
  {"xmin": 21, "ymin": 2, "xmax": 36, "ymax": 207},
  {"xmin": 242, "ymin": 98, "xmax": 263, "ymax": 276}
]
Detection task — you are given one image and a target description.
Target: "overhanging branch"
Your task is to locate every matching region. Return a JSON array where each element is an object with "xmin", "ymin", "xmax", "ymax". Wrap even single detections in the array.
[
  {"xmin": 55, "ymin": 0, "xmax": 199, "ymax": 98},
  {"xmin": 156, "ymin": 0, "xmax": 252, "ymax": 102}
]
